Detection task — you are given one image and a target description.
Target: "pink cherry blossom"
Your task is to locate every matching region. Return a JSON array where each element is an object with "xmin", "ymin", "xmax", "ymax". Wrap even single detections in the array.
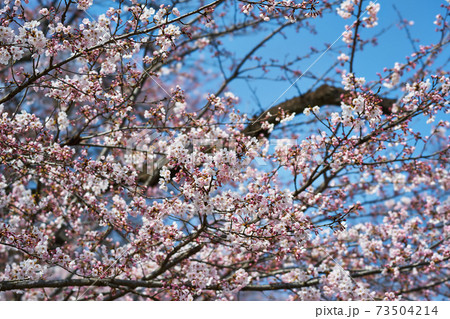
[{"xmin": 0, "ymin": 0, "xmax": 448, "ymax": 301}]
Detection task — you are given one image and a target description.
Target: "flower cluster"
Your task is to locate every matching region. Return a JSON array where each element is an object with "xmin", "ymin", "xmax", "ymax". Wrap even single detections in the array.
[
  {"xmin": 0, "ymin": 26, "xmax": 23, "ymax": 65},
  {"xmin": 17, "ymin": 21, "xmax": 47, "ymax": 54},
  {"xmin": 336, "ymin": 0, "xmax": 356, "ymax": 19},
  {"xmin": 363, "ymin": 1, "xmax": 380, "ymax": 28}
]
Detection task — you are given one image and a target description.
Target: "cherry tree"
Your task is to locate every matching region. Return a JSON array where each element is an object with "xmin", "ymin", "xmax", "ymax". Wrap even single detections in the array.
[{"xmin": 0, "ymin": 0, "xmax": 449, "ymax": 300}]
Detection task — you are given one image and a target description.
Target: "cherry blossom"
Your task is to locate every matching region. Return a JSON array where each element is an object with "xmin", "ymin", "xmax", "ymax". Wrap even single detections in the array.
[{"xmin": 0, "ymin": 0, "xmax": 448, "ymax": 301}]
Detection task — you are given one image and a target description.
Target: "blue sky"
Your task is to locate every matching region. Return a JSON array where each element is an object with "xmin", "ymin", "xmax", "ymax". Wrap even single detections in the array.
[{"xmin": 222, "ymin": 0, "xmax": 449, "ymax": 115}]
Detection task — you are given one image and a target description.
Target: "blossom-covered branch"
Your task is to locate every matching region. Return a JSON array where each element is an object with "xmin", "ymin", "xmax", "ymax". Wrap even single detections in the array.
[{"xmin": 0, "ymin": 0, "xmax": 449, "ymax": 301}]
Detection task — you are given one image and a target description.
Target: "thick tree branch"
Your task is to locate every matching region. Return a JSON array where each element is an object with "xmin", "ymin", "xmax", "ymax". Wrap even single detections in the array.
[
  {"xmin": 242, "ymin": 84, "xmax": 396, "ymax": 138},
  {"xmin": 0, "ymin": 278, "xmax": 163, "ymax": 292},
  {"xmin": 1, "ymin": 257, "xmax": 446, "ymax": 294}
]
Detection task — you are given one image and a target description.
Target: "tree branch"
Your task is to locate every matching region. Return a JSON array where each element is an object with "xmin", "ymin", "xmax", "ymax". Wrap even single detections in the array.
[
  {"xmin": 242, "ymin": 84, "xmax": 396, "ymax": 138},
  {"xmin": 1, "ymin": 257, "xmax": 446, "ymax": 295}
]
